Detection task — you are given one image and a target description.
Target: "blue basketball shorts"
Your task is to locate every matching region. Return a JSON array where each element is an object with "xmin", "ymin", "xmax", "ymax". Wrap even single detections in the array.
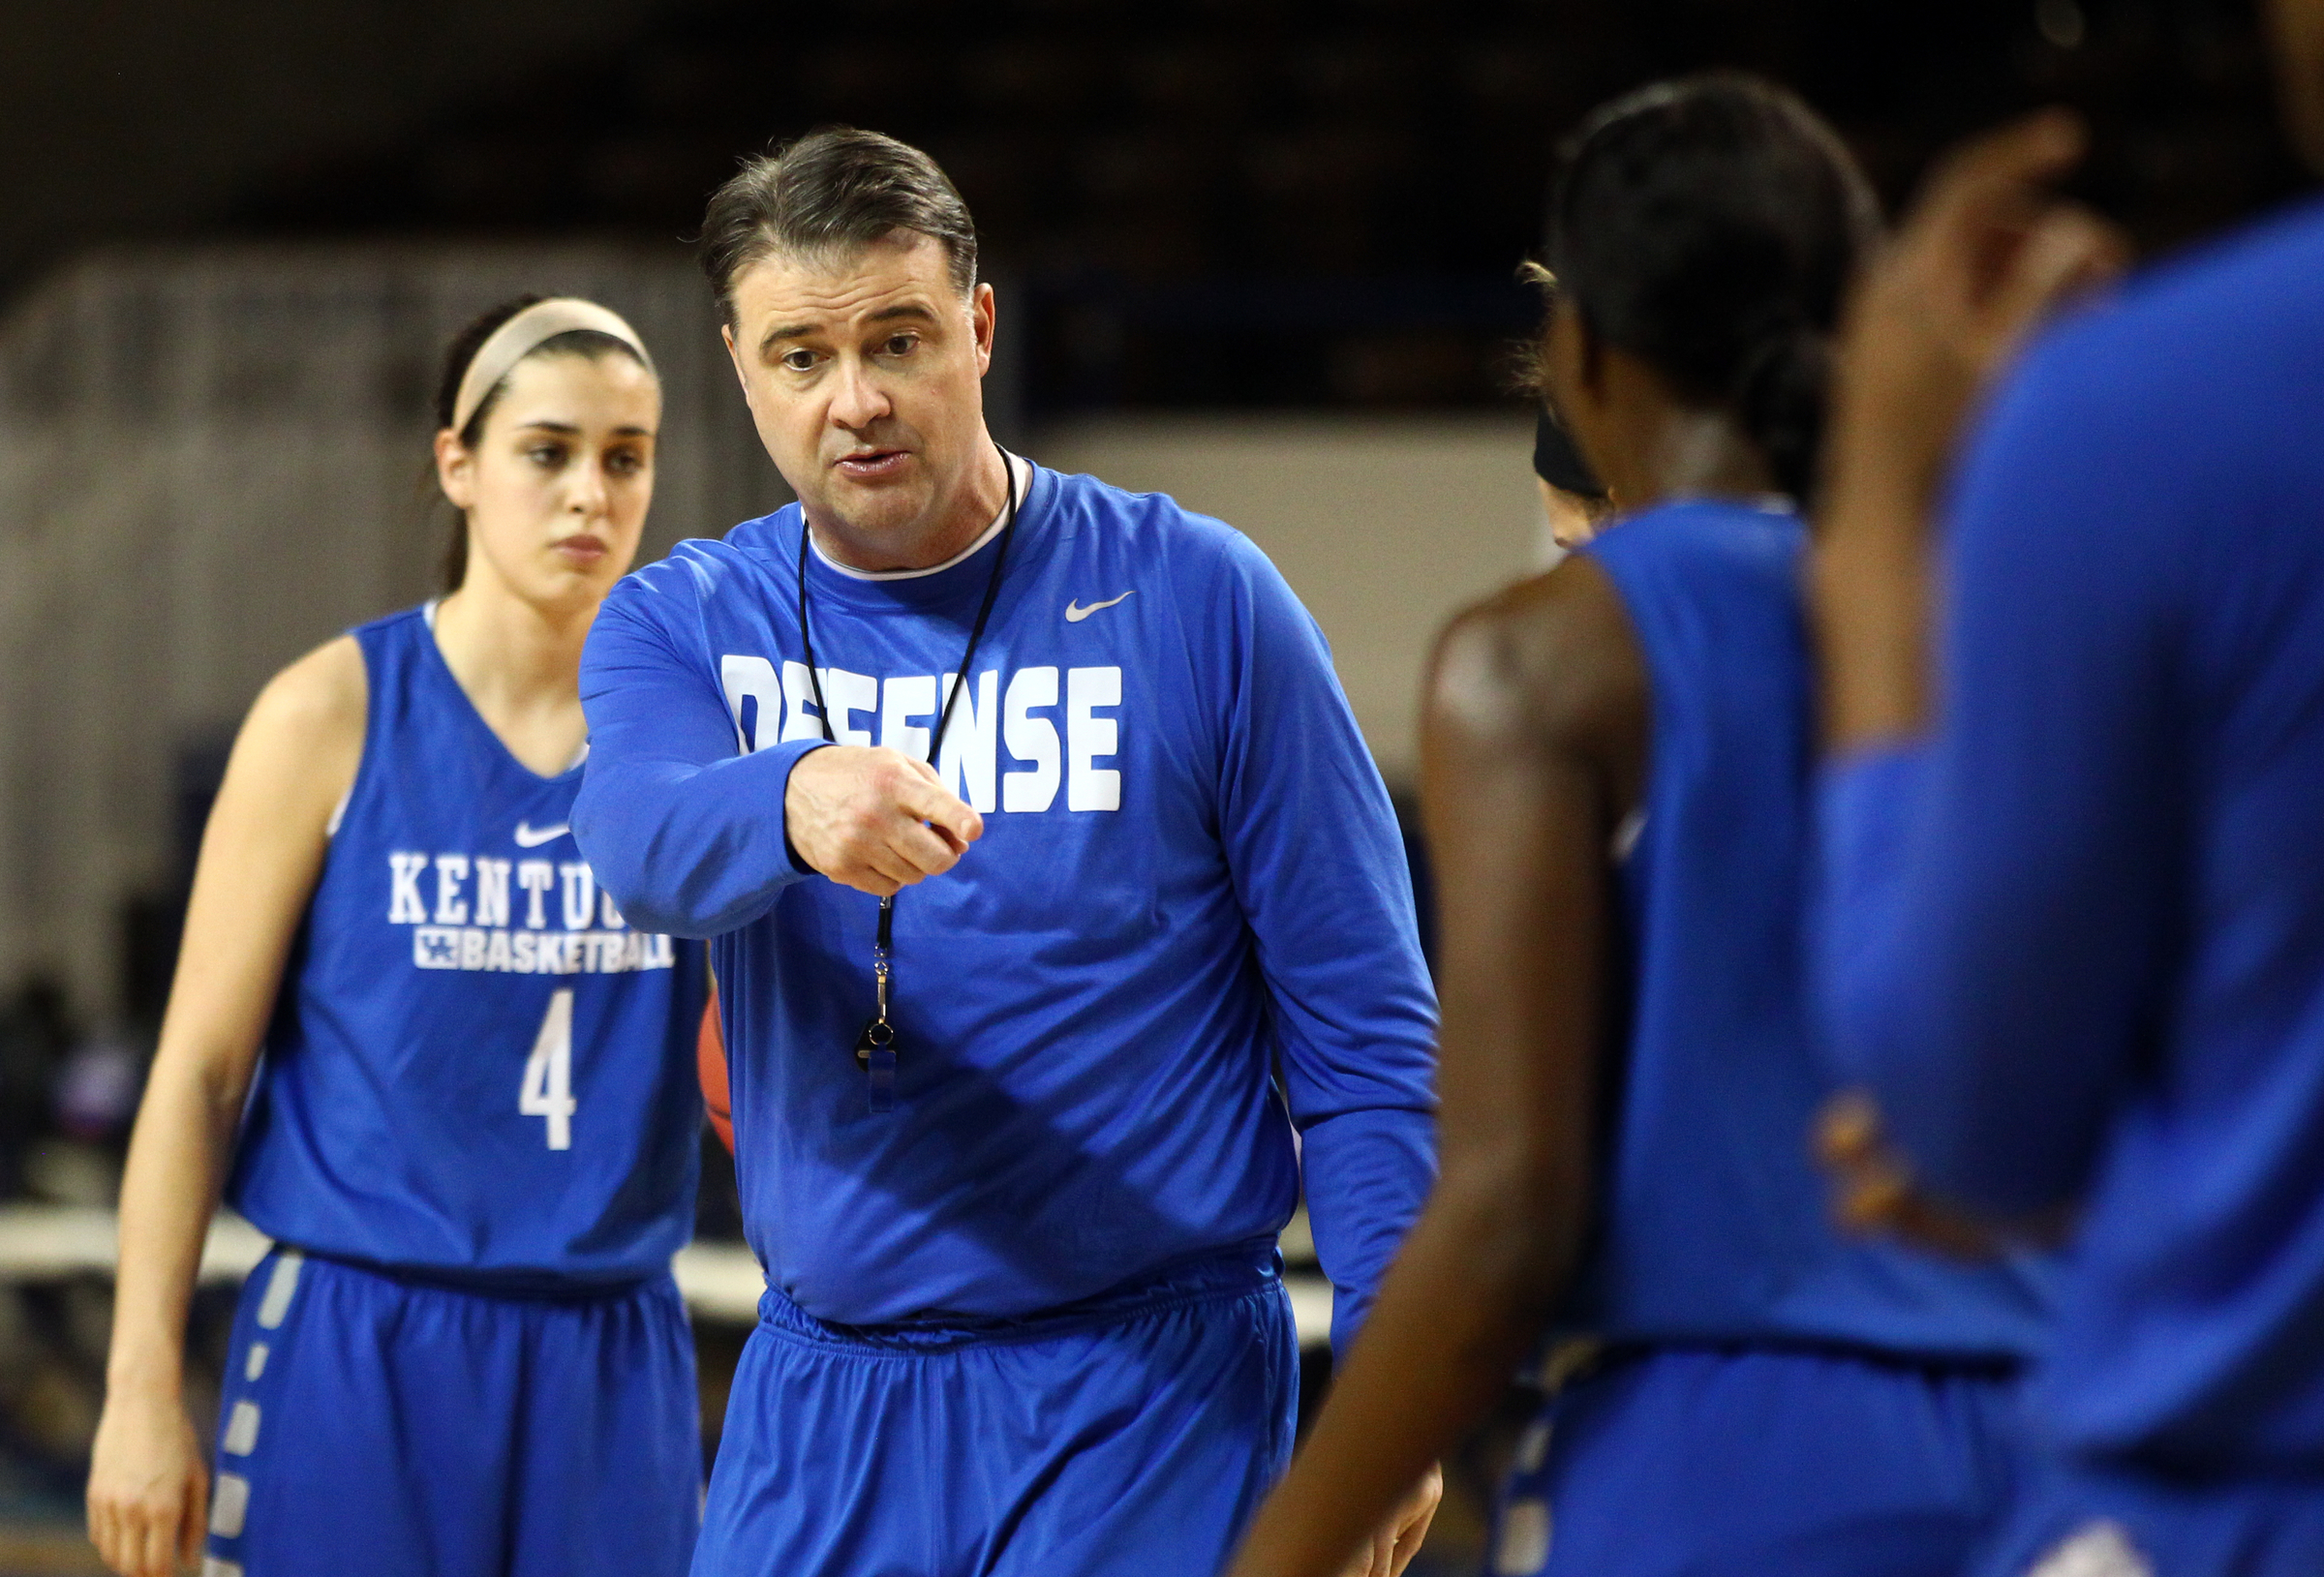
[
  {"xmin": 691, "ymin": 1240, "xmax": 1299, "ymax": 1577},
  {"xmin": 1967, "ymin": 1449, "xmax": 2324, "ymax": 1577},
  {"xmin": 1483, "ymin": 1345, "xmax": 2026, "ymax": 1577},
  {"xmin": 201, "ymin": 1246, "xmax": 700, "ymax": 1577}
]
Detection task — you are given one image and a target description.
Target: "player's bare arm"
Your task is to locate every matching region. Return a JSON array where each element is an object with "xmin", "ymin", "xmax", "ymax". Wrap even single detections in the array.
[
  {"xmin": 1227, "ymin": 556, "xmax": 1646, "ymax": 1577},
  {"xmin": 86, "ymin": 636, "xmax": 364, "ymax": 1577}
]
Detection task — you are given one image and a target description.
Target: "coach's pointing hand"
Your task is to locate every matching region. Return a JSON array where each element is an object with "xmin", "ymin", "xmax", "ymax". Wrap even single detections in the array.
[{"xmin": 785, "ymin": 745, "xmax": 982, "ymax": 897}]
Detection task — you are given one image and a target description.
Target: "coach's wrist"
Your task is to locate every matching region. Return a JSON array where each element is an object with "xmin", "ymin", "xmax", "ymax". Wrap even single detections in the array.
[{"xmin": 772, "ymin": 740, "xmax": 834, "ymax": 876}]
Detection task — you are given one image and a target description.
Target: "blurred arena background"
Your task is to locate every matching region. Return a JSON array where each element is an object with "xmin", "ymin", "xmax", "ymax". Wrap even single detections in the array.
[{"xmin": 0, "ymin": 0, "xmax": 2305, "ymax": 1569}]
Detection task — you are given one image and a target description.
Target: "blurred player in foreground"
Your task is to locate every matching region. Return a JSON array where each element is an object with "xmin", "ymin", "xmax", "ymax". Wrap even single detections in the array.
[
  {"xmin": 570, "ymin": 128, "xmax": 1440, "ymax": 1576},
  {"xmin": 85, "ymin": 297, "xmax": 709, "ymax": 1577},
  {"xmin": 1227, "ymin": 75, "xmax": 2055, "ymax": 1577},
  {"xmin": 1811, "ymin": 0, "xmax": 2324, "ymax": 1570}
]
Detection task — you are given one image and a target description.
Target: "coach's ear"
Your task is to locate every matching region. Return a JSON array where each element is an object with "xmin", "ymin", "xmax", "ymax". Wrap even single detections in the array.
[{"xmin": 971, "ymin": 281, "xmax": 996, "ymax": 379}]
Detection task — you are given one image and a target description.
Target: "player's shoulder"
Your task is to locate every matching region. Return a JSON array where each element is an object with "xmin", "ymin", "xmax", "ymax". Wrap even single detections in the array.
[
  {"xmin": 252, "ymin": 629, "xmax": 367, "ymax": 743},
  {"xmin": 230, "ymin": 630, "xmax": 369, "ymax": 813},
  {"xmin": 1430, "ymin": 551, "xmax": 1647, "ymax": 754}
]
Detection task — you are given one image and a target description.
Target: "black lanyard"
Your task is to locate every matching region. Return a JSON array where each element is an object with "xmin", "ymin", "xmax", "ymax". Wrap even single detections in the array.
[{"xmin": 795, "ymin": 444, "xmax": 1021, "ymax": 1111}]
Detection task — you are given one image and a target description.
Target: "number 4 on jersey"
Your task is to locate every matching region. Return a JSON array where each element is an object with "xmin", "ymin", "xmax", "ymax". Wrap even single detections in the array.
[{"xmin": 521, "ymin": 989, "xmax": 577, "ymax": 1149}]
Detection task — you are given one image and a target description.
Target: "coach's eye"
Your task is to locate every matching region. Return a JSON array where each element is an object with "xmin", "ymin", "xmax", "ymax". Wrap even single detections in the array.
[
  {"xmin": 880, "ymin": 333, "xmax": 918, "ymax": 358},
  {"xmin": 780, "ymin": 349, "xmax": 819, "ymax": 373}
]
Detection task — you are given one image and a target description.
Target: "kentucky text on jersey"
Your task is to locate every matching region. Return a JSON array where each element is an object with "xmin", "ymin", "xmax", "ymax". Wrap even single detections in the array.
[
  {"xmin": 718, "ymin": 659, "xmax": 1122, "ymax": 812},
  {"xmin": 383, "ymin": 850, "xmax": 679, "ymax": 973}
]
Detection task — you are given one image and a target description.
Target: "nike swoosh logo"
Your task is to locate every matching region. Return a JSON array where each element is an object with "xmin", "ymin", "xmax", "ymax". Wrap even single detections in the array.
[
  {"xmin": 1065, "ymin": 591, "xmax": 1134, "ymax": 622},
  {"xmin": 514, "ymin": 822, "xmax": 570, "ymax": 848}
]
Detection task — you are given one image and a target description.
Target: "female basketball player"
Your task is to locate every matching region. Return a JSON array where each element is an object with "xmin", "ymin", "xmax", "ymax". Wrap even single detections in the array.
[
  {"xmin": 84, "ymin": 297, "xmax": 708, "ymax": 1577},
  {"xmin": 1228, "ymin": 76, "xmax": 2054, "ymax": 1577}
]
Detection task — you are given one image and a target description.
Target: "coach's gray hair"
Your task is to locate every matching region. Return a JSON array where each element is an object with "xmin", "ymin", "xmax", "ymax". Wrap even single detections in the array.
[{"xmin": 699, "ymin": 127, "xmax": 979, "ymax": 325}]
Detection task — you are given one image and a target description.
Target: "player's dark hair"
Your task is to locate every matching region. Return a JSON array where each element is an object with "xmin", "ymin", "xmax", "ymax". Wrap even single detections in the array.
[
  {"xmin": 698, "ymin": 127, "xmax": 978, "ymax": 326},
  {"xmin": 429, "ymin": 294, "xmax": 652, "ymax": 591},
  {"xmin": 1540, "ymin": 73, "xmax": 1879, "ymax": 503}
]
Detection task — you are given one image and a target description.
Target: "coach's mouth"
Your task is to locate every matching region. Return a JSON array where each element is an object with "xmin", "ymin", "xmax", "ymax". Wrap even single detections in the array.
[{"xmin": 834, "ymin": 447, "xmax": 912, "ymax": 481}]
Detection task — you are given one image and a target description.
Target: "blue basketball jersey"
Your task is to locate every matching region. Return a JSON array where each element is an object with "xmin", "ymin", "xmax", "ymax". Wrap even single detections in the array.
[
  {"xmin": 1563, "ymin": 500, "xmax": 2051, "ymax": 1356},
  {"xmin": 227, "ymin": 606, "xmax": 707, "ymax": 1287}
]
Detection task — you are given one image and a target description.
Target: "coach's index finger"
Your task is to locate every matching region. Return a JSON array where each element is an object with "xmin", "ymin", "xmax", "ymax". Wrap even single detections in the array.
[{"xmin": 894, "ymin": 762, "xmax": 983, "ymax": 850}]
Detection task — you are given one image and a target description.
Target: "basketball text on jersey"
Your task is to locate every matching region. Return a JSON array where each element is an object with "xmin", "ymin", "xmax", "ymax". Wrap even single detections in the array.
[
  {"xmin": 385, "ymin": 846, "xmax": 678, "ymax": 974},
  {"xmin": 719, "ymin": 658, "xmax": 1124, "ymax": 813}
]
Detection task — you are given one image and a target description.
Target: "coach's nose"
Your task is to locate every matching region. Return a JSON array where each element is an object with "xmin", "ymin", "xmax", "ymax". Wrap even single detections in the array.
[{"xmin": 828, "ymin": 353, "xmax": 893, "ymax": 432}]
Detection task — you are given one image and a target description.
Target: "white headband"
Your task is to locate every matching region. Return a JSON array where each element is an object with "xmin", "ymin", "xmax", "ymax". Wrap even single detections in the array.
[{"xmin": 450, "ymin": 297, "xmax": 654, "ymax": 437}]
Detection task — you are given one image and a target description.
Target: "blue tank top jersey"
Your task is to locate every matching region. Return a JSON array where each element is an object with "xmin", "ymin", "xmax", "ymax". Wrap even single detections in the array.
[
  {"xmin": 226, "ymin": 606, "xmax": 707, "ymax": 1288},
  {"xmin": 1564, "ymin": 500, "xmax": 2051, "ymax": 1357}
]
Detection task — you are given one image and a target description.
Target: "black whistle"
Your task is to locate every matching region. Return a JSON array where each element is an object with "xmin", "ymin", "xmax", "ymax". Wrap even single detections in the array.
[{"xmin": 855, "ymin": 1016, "xmax": 897, "ymax": 1070}]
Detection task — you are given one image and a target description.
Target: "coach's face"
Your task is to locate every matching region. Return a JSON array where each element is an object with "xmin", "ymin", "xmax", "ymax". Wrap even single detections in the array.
[
  {"xmin": 723, "ymin": 231, "xmax": 997, "ymax": 564},
  {"xmin": 2267, "ymin": 0, "xmax": 2324, "ymax": 170}
]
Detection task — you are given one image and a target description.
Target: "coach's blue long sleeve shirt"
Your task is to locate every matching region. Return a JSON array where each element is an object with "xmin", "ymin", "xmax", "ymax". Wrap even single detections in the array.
[
  {"xmin": 574, "ymin": 462, "xmax": 1437, "ymax": 1352},
  {"xmin": 1817, "ymin": 197, "xmax": 2324, "ymax": 1471}
]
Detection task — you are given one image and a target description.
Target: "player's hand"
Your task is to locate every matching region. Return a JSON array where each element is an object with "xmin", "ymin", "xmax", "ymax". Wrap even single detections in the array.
[
  {"xmin": 1813, "ymin": 111, "xmax": 2127, "ymax": 746},
  {"xmin": 1825, "ymin": 109, "xmax": 2129, "ymax": 538},
  {"xmin": 1814, "ymin": 1091, "xmax": 2004, "ymax": 1260},
  {"xmin": 1339, "ymin": 1463, "xmax": 1442, "ymax": 1577},
  {"xmin": 784, "ymin": 744, "xmax": 982, "ymax": 898},
  {"xmin": 87, "ymin": 1380, "xmax": 209, "ymax": 1577}
]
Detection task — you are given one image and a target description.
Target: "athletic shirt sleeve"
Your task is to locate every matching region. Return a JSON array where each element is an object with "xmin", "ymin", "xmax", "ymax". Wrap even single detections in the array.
[
  {"xmin": 1204, "ymin": 530, "xmax": 1440, "ymax": 1351},
  {"xmin": 1815, "ymin": 314, "xmax": 2185, "ymax": 1217},
  {"xmin": 575, "ymin": 552, "xmax": 829, "ymax": 938}
]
